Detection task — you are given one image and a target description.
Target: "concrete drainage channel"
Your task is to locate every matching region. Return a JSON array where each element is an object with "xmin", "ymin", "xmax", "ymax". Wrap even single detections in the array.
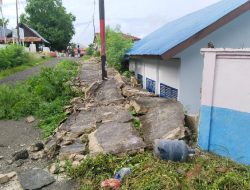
[{"xmin": 0, "ymin": 58, "xmax": 196, "ymax": 190}]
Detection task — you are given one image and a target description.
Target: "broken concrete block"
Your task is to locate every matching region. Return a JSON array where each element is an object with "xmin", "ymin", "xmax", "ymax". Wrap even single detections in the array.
[
  {"xmin": 136, "ymin": 97, "xmax": 185, "ymax": 146},
  {"xmin": 19, "ymin": 168, "xmax": 55, "ymax": 190},
  {"xmin": 92, "ymin": 122, "xmax": 146, "ymax": 155},
  {"xmin": 25, "ymin": 116, "xmax": 35, "ymax": 123},
  {"xmin": 0, "ymin": 174, "xmax": 9, "ymax": 184}
]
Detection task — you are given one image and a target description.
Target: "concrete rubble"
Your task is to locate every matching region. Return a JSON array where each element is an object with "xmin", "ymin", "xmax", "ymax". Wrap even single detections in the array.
[
  {"xmin": 0, "ymin": 59, "xmax": 192, "ymax": 190},
  {"xmin": 42, "ymin": 59, "xmax": 188, "ymax": 163}
]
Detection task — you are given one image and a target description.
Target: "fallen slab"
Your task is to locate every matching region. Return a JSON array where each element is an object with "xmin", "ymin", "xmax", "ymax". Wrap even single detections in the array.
[
  {"xmin": 132, "ymin": 97, "xmax": 185, "ymax": 146},
  {"xmin": 89, "ymin": 121, "xmax": 145, "ymax": 155},
  {"xmin": 94, "ymin": 78, "xmax": 125, "ymax": 105},
  {"xmin": 19, "ymin": 168, "xmax": 55, "ymax": 190}
]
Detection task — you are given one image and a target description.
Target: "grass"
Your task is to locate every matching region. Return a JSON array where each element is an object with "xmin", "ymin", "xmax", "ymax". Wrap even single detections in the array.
[
  {"xmin": 82, "ymin": 55, "xmax": 93, "ymax": 61},
  {"xmin": 0, "ymin": 55, "xmax": 51, "ymax": 79},
  {"xmin": 66, "ymin": 152, "xmax": 250, "ymax": 190},
  {"xmin": 0, "ymin": 59, "xmax": 80, "ymax": 138}
]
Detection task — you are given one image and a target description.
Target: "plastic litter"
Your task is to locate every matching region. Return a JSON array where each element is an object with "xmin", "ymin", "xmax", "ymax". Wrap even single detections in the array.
[
  {"xmin": 114, "ymin": 168, "xmax": 131, "ymax": 181},
  {"xmin": 100, "ymin": 178, "xmax": 121, "ymax": 189},
  {"xmin": 154, "ymin": 139, "xmax": 195, "ymax": 162}
]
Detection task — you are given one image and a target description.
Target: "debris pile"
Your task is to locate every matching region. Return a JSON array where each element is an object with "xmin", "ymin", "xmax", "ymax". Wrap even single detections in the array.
[{"xmin": 43, "ymin": 59, "xmax": 192, "ymax": 165}]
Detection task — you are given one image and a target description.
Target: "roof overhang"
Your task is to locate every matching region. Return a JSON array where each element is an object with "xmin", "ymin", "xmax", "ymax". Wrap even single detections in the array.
[{"xmin": 161, "ymin": 1, "xmax": 250, "ymax": 60}]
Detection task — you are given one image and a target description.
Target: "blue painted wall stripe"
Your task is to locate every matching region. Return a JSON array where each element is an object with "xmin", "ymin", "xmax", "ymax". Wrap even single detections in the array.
[{"xmin": 199, "ymin": 105, "xmax": 250, "ymax": 165}]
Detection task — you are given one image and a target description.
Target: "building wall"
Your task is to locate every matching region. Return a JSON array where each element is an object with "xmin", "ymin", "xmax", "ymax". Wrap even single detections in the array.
[
  {"xmin": 198, "ymin": 49, "xmax": 250, "ymax": 165},
  {"xmin": 159, "ymin": 59, "xmax": 180, "ymax": 92},
  {"xmin": 133, "ymin": 58, "xmax": 180, "ymax": 97},
  {"xmin": 177, "ymin": 10, "xmax": 250, "ymax": 113}
]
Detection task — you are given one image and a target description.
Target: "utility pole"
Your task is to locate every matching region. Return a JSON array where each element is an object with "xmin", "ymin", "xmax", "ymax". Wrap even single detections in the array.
[
  {"xmin": 0, "ymin": 0, "xmax": 6, "ymax": 44},
  {"xmin": 16, "ymin": 0, "xmax": 20, "ymax": 44},
  {"xmin": 99, "ymin": 0, "xmax": 107, "ymax": 80}
]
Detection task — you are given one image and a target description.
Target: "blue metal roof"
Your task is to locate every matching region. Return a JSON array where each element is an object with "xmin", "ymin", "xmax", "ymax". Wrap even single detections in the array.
[{"xmin": 128, "ymin": 0, "xmax": 249, "ymax": 56}]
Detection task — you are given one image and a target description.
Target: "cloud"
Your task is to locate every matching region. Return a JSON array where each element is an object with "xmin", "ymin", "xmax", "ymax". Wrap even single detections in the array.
[{"xmin": 1, "ymin": 0, "xmax": 220, "ymax": 46}]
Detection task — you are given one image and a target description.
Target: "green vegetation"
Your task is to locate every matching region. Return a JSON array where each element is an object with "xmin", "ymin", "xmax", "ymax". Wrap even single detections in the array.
[
  {"xmin": 21, "ymin": 0, "xmax": 75, "ymax": 51},
  {"xmin": 0, "ymin": 18, "xmax": 9, "ymax": 26},
  {"xmin": 95, "ymin": 26, "xmax": 133, "ymax": 71},
  {"xmin": 0, "ymin": 45, "xmax": 50, "ymax": 79},
  {"xmin": 0, "ymin": 45, "xmax": 31, "ymax": 70},
  {"xmin": 0, "ymin": 60, "xmax": 80, "ymax": 137},
  {"xmin": 66, "ymin": 152, "xmax": 250, "ymax": 190}
]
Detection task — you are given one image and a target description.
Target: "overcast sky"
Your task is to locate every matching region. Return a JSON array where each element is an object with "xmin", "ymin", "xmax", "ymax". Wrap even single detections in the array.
[{"xmin": 2, "ymin": 0, "xmax": 220, "ymax": 46}]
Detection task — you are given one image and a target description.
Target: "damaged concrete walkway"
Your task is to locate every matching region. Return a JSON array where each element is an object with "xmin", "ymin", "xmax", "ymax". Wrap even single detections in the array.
[{"xmin": 45, "ymin": 58, "xmax": 186, "ymax": 162}]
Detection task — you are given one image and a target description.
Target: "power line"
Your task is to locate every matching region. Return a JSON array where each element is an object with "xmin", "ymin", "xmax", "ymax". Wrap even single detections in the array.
[{"xmin": 92, "ymin": 0, "xmax": 96, "ymax": 38}]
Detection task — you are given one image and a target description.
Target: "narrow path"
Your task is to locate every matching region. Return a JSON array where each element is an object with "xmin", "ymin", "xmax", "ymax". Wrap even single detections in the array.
[{"xmin": 0, "ymin": 58, "xmax": 75, "ymax": 85}]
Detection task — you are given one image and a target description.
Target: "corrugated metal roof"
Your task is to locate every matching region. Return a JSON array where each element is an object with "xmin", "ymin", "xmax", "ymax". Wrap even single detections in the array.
[
  {"xmin": 20, "ymin": 23, "xmax": 50, "ymax": 44},
  {"xmin": 128, "ymin": 0, "xmax": 249, "ymax": 56}
]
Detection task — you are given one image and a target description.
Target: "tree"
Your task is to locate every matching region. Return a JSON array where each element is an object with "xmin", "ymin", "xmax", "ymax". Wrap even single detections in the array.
[
  {"xmin": 0, "ymin": 18, "xmax": 9, "ymax": 27},
  {"xmin": 20, "ymin": 0, "xmax": 75, "ymax": 51},
  {"xmin": 96, "ymin": 26, "xmax": 133, "ymax": 71}
]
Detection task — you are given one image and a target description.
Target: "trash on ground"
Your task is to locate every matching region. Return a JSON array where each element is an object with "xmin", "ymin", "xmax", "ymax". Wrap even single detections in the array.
[
  {"xmin": 154, "ymin": 139, "xmax": 195, "ymax": 162},
  {"xmin": 100, "ymin": 178, "xmax": 121, "ymax": 189},
  {"xmin": 114, "ymin": 168, "xmax": 131, "ymax": 181}
]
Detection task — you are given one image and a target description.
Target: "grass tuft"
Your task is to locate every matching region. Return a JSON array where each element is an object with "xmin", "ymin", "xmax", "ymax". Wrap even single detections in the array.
[{"xmin": 66, "ymin": 152, "xmax": 250, "ymax": 190}]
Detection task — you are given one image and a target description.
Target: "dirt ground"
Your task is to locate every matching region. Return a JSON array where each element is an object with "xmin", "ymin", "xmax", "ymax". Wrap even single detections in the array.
[{"xmin": 0, "ymin": 120, "xmax": 48, "ymax": 173}]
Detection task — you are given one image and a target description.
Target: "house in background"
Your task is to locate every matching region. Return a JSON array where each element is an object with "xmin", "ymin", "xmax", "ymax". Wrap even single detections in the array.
[
  {"xmin": 1, "ymin": 23, "xmax": 49, "ymax": 51},
  {"xmin": 127, "ymin": 0, "xmax": 250, "ymax": 114}
]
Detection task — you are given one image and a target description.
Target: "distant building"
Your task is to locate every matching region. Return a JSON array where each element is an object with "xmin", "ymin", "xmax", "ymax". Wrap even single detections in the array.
[
  {"xmin": 0, "ymin": 23, "xmax": 49, "ymax": 48},
  {"xmin": 127, "ymin": 0, "xmax": 250, "ymax": 114}
]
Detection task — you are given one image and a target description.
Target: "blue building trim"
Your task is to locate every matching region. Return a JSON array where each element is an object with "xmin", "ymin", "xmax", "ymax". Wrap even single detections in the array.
[
  {"xmin": 160, "ymin": 83, "xmax": 178, "ymax": 100},
  {"xmin": 199, "ymin": 105, "xmax": 250, "ymax": 165},
  {"xmin": 146, "ymin": 78, "xmax": 156, "ymax": 93}
]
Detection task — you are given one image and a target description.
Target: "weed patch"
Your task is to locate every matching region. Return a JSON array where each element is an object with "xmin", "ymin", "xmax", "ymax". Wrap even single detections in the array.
[
  {"xmin": 66, "ymin": 152, "xmax": 250, "ymax": 190},
  {"xmin": 0, "ymin": 60, "xmax": 80, "ymax": 137}
]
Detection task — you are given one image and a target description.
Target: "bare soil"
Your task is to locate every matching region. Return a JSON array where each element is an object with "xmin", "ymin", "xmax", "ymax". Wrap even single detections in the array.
[{"xmin": 0, "ymin": 120, "xmax": 48, "ymax": 173}]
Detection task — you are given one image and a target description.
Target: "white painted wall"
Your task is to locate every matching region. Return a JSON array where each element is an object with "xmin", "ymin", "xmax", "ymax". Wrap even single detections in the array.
[
  {"xmin": 159, "ymin": 59, "xmax": 180, "ymax": 95},
  {"xmin": 134, "ymin": 58, "xmax": 180, "ymax": 96},
  {"xmin": 177, "ymin": 10, "xmax": 250, "ymax": 113},
  {"xmin": 129, "ymin": 60, "xmax": 136, "ymax": 72},
  {"xmin": 201, "ymin": 49, "xmax": 250, "ymax": 113}
]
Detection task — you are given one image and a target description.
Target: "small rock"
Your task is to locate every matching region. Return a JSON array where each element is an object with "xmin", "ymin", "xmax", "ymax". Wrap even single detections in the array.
[
  {"xmin": 59, "ymin": 161, "xmax": 66, "ymax": 167},
  {"xmin": 31, "ymin": 151, "xmax": 45, "ymax": 160},
  {"xmin": 70, "ymin": 97, "xmax": 82, "ymax": 104},
  {"xmin": 49, "ymin": 164, "xmax": 60, "ymax": 174},
  {"xmin": 79, "ymin": 134, "xmax": 88, "ymax": 143},
  {"xmin": 74, "ymin": 154, "xmax": 85, "ymax": 162},
  {"xmin": 0, "ymin": 174, "xmax": 9, "ymax": 184},
  {"xmin": 69, "ymin": 154, "xmax": 76, "ymax": 161},
  {"xmin": 44, "ymin": 138, "xmax": 61, "ymax": 159},
  {"xmin": 19, "ymin": 168, "xmax": 55, "ymax": 190},
  {"xmin": 72, "ymin": 161, "xmax": 81, "ymax": 167},
  {"xmin": 0, "ymin": 156, "xmax": 4, "ymax": 160},
  {"xmin": 7, "ymin": 172, "xmax": 16, "ymax": 179},
  {"xmin": 13, "ymin": 150, "xmax": 29, "ymax": 161},
  {"xmin": 61, "ymin": 139, "xmax": 75, "ymax": 146},
  {"xmin": 7, "ymin": 160, "xmax": 13, "ymax": 165},
  {"xmin": 59, "ymin": 142, "xmax": 86, "ymax": 160},
  {"xmin": 26, "ymin": 116, "xmax": 35, "ymax": 123},
  {"xmin": 29, "ymin": 142, "xmax": 44, "ymax": 152},
  {"xmin": 176, "ymin": 168, "xmax": 186, "ymax": 175},
  {"xmin": 15, "ymin": 160, "xmax": 24, "ymax": 167}
]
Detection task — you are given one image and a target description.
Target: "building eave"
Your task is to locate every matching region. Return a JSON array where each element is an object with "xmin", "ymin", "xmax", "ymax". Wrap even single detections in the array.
[{"xmin": 161, "ymin": 1, "xmax": 250, "ymax": 60}]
